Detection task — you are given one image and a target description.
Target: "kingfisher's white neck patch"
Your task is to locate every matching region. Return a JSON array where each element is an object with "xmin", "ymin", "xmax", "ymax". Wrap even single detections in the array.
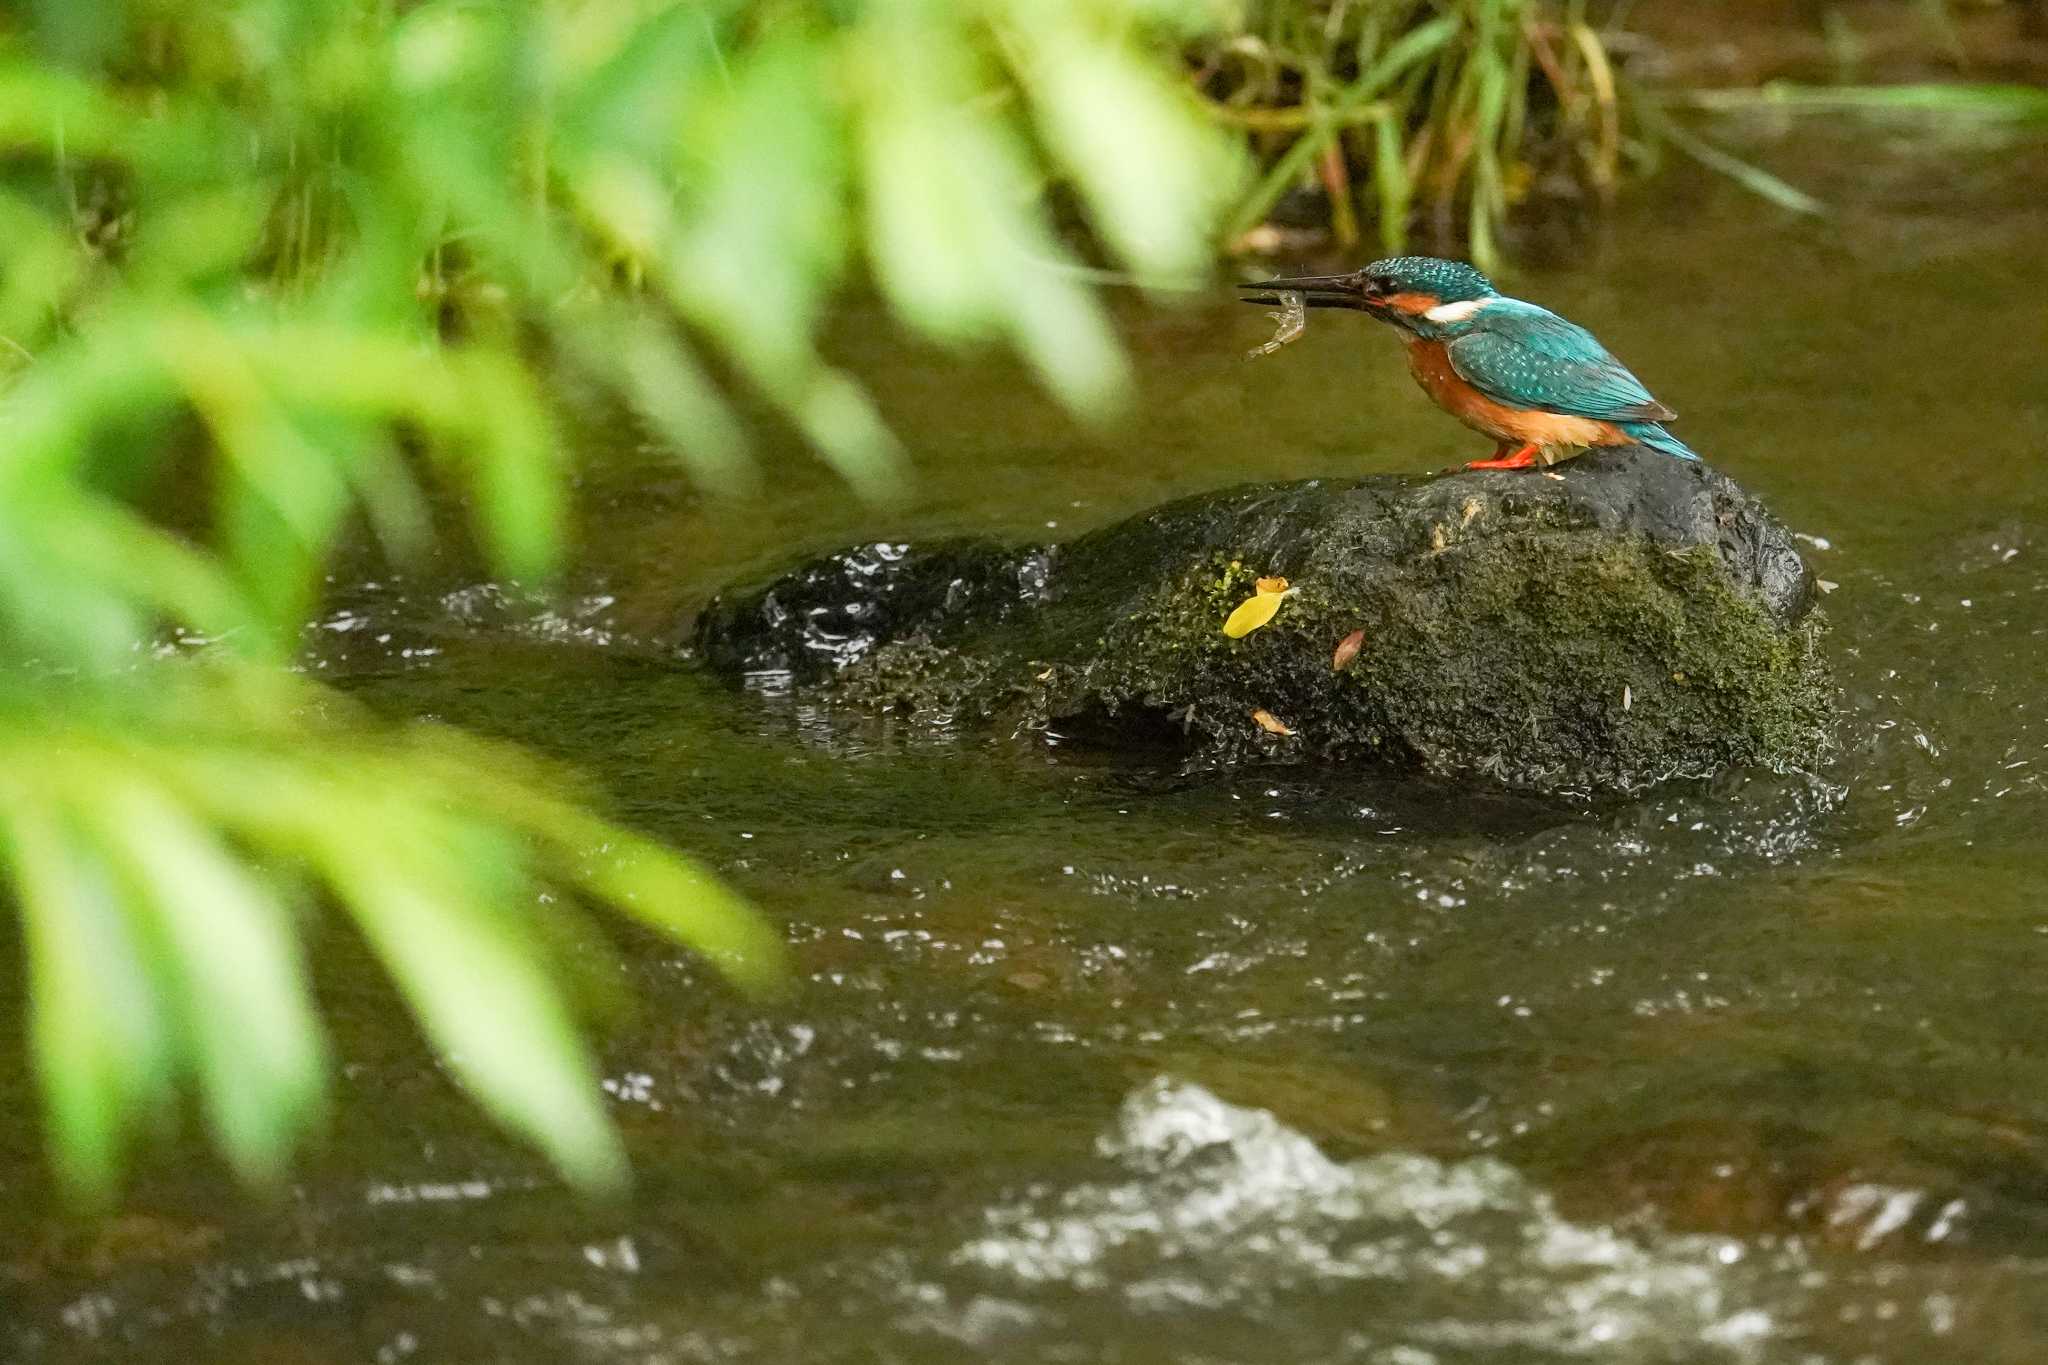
[{"xmin": 1423, "ymin": 298, "xmax": 1490, "ymax": 325}]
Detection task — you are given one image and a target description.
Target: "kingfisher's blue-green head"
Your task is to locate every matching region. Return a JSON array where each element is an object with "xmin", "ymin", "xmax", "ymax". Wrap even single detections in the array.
[
  {"xmin": 1237, "ymin": 255, "xmax": 1499, "ymax": 334},
  {"xmin": 1362, "ymin": 256, "xmax": 1498, "ymax": 307}
]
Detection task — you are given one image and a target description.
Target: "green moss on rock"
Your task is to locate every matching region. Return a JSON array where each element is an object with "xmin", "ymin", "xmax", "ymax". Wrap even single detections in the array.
[{"xmin": 695, "ymin": 448, "xmax": 1836, "ymax": 793}]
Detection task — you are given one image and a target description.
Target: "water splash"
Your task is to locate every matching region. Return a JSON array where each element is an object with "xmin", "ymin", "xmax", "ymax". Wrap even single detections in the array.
[{"xmin": 939, "ymin": 1079, "xmax": 1789, "ymax": 1361}]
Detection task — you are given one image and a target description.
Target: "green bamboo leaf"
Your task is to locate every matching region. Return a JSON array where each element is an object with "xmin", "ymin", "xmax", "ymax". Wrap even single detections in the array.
[
  {"xmin": 313, "ymin": 419, "xmax": 435, "ymax": 566},
  {"xmin": 321, "ymin": 814, "xmax": 627, "ymax": 1193},
  {"xmin": 550, "ymin": 5, "xmax": 714, "ymax": 159},
  {"xmin": 1011, "ymin": 12, "xmax": 1235, "ymax": 276},
  {"xmin": 858, "ymin": 31, "xmax": 1129, "ymax": 416},
  {"xmin": 395, "ymin": 736, "xmax": 786, "ymax": 993},
  {"xmin": 1001, "ymin": 265, "xmax": 1131, "ymax": 419},
  {"xmin": 145, "ymin": 317, "xmax": 353, "ymax": 634},
  {"xmin": 3, "ymin": 493, "xmax": 260, "ymax": 661},
  {"xmin": 0, "ymin": 189, "xmax": 86, "ymax": 347},
  {"xmin": 857, "ymin": 69, "xmax": 1010, "ymax": 338},
  {"xmin": 785, "ymin": 369, "xmax": 911, "ymax": 500},
  {"xmin": 125, "ymin": 185, "xmax": 277, "ymax": 289},
  {"xmin": 565, "ymin": 834, "xmax": 787, "ymax": 994},
  {"xmin": 604, "ymin": 314, "xmax": 756, "ymax": 497},
  {"xmin": 0, "ymin": 59, "xmax": 135, "ymax": 156},
  {"xmin": 447, "ymin": 351, "xmax": 564, "ymax": 580},
  {"xmin": 0, "ymin": 793, "xmax": 175, "ymax": 1199},
  {"xmin": 0, "ymin": 504, "xmax": 152, "ymax": 668},
  {"xmin": 672, "ymin": 29, "xmax": 847, "ymax": 363},
  {"xmin": 86, "ymin": 778, "xmax": 327, "ymax": 1188}
]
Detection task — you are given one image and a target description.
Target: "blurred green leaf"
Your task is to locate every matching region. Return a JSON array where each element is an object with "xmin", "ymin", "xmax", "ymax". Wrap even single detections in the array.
[
  {"xmin": 86, "ymin": 777, "xmax": 327, "ymax": 1189},
  {"xmin": 0, "ymin": 0, "xmax": 1237, "ymax": 1202},
  {"xmin": 0, "ymin": 663, "xmax": 787, "ymax": 1196},
  {"xmin": 0, "ymin": 796, "xmax": 175, "ymax": 1199},
  {"xmin": 329, "ymin": 815, "xmax": 627, "ymax": 1194},
  {"xmin": 1010, "ymin": 6, "xmax": 1239, "ymax": 278}
]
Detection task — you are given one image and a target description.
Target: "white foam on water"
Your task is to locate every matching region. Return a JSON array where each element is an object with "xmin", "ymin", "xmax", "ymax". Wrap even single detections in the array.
[{"xmin": 943, "ymin": 1078, "xmax": 1794, "ymax": 1361}]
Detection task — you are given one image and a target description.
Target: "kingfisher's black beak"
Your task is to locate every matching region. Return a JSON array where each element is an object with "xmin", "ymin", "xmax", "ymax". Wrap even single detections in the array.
[{"xmin": 1236, "ymin": 272, "xmax": 1378, "ymax": 311}]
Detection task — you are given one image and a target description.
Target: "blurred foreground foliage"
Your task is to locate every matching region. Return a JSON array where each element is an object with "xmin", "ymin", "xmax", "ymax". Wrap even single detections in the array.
[{"xmin": 0, "ymin": 0, "xmax": 1237, "ymax": 1200}]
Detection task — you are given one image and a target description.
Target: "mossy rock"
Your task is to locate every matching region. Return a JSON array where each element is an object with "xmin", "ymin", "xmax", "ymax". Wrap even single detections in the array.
[{"xmin": 694, "ymin": 448, "xmax": 1834, "ymax": 793}]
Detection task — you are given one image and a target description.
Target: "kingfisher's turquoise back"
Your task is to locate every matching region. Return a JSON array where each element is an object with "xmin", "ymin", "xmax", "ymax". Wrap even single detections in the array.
[{"xmin": 1431, "ymin": 298, "xmax": 1700, "ymax": 461}]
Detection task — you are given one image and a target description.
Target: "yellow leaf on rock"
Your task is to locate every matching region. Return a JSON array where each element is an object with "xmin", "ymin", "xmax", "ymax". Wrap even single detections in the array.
[
  {"xmin": 1251, "ymin": 708, "xmax": 1293, "ymax": 736},
  {"xmin": 1221, "ymin": 589, "xmax": 1287, "ymax": 638}
]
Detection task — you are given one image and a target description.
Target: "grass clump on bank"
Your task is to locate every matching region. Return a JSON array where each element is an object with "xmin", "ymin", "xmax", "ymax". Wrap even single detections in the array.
[
  {"xmin": 1189, "ymin": 0, "xmax": 1845, "ymax": 268},
  {"xmin": 1195, "ymin": 0, "xmax": 1633, "ymax": 268}
]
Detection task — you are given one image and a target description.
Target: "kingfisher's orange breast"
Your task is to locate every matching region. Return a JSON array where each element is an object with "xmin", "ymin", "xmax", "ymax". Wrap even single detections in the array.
[{"xmin": 1402, "ymin": 337, "xmax": 1627, "ymax": 449}]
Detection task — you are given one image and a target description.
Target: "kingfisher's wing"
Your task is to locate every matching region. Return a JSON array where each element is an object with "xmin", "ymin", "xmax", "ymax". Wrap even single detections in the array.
[{"xmin": 1446, "ymin": 299, "xmax": 1676, "ymax": 422}]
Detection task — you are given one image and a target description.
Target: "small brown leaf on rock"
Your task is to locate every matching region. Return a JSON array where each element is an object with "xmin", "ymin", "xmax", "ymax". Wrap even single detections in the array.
[
  {"xmin": 1255, "ymin": 576, "xmax": 1289, "ymax": 594},
  {"xmin": 1332, "ymin": 629, "xmax": 1365, "ymax": 671},
  {"xmin": 1251, "ymin": 708, "xmax": 1294, "ymax": 736}
]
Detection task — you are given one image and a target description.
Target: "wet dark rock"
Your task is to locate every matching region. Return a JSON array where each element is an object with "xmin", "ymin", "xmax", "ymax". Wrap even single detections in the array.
[{"xmin": 695, "ymin": 447, "xmax": 1835, "ymax": 792}]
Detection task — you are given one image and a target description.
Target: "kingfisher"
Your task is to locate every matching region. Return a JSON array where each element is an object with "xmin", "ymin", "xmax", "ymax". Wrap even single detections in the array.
[{"xmin": 1239, "ymin": 256, "xmax": 1697, "ymax": 469}]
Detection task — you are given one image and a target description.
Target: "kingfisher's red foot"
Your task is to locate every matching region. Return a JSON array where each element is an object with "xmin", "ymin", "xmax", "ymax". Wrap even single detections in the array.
[{"xmin": 1466, "ymin": 443, "xmax": 1541, "ymax": 470}]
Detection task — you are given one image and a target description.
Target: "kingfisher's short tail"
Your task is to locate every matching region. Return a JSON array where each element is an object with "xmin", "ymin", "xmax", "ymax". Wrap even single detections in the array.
[{"xmin": 1618, "ymin": 421, "xmax": 1700, "ymax": 462}]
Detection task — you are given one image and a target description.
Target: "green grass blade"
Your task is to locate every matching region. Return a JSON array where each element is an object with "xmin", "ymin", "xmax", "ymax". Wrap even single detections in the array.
[
  {"xmin": 1226, "ymin": 123, "xmax": 1337, "ymax": 240},
  {"xmin": 1656, "ymin": 117, "xmax": 1828, "ymax": 216},
  {"xmin": 1685, "ymin": 82, "xmax": 2048, "ymax": 124}
]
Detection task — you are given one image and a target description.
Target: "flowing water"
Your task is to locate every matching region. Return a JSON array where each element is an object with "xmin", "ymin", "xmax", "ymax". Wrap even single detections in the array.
[{"xmin": 6, "ymin": 121, "xmax": 2048, "ymax": 1363}]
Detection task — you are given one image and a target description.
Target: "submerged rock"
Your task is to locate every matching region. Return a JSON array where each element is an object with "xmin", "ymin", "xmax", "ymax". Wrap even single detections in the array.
[{"xmin": 695, "ymin": 448, "xmax": 1834, "ymax": 792}]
